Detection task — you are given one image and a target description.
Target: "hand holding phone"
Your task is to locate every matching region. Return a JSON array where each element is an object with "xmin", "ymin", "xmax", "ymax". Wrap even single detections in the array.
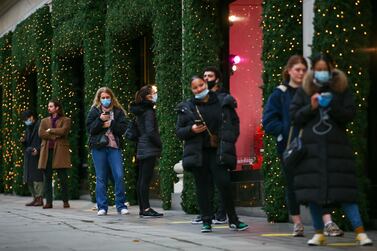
[{"xmin": 100, "ymin": 112, "xmax": 110, "ymax": 121}]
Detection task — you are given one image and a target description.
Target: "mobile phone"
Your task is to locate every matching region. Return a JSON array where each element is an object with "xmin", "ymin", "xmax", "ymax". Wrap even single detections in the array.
[
  {"xmin": 194, "ymin": 119, "xmax": 204, "ymax": 126},
  {"xmin": 104, "ymin": 111, "xmax": 110, "ymax": 115}
]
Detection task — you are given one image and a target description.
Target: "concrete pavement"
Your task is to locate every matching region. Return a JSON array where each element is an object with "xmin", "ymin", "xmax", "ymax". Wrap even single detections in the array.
[{"xmin": 0, "ymin": 194, "xmax": 375, "ymax": 251}]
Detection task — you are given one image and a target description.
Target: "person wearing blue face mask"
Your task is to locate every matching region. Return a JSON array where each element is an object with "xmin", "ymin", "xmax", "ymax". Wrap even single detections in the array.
[
  {"xmin": 21, "ymin": 110, "xmax": 44, "ymax": 207},
  {"xmin": 176, "ymin": 76, "xmax": 248, "ymax": 233},
  {"xmin": 290, "ymin": 53, "xmax": 373, "ymax": 246},
  {"xmin": 87, "ymin": 87, "xmax": 129, "ymax": 216},
  {"xmin": 129, "ymin": 85, "xmax": 163, "ymax": 218}
]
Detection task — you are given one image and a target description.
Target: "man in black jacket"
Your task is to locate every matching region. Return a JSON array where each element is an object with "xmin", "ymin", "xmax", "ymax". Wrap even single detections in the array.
[{"xmin": 21, "ymin": 110, "xmax": 44, "ymax": 206}]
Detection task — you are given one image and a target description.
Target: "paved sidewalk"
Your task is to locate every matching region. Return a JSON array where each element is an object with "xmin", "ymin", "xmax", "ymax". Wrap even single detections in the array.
[{"xmin": 0, "ymin": 194, "xmax": 375, "ymax": 251}]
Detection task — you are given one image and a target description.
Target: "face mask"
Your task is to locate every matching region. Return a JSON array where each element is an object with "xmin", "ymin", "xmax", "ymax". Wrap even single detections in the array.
[
  {"xmin": 101, "ymin": 98, "xmax": 111, "ymax": 107},
  {"xmin": 314, "ymin": 71, "xmax": 331, "ymax": 85},
  {"xmin": 317, "ymin": 92, "xmax": 333, "ymax": 107},
  {"xmin": 24, "ymin": 119, "xmax": 33, "ymax": 126},
  {"xmin": 195, "ymin": 88, "xmax": 209, "ymax": 100},
  {"xmin": 152, "ymin": 94, "xmax": 158, "ymax": 103},
  {"xmin": 207, "ymin": 80, "xmax": 217, "ymax": 89}
]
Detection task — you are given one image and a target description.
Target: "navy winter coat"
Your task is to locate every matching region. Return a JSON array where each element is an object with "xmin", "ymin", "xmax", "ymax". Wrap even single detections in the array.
[
  {"xmin": 130, "ymin": 100, "xmax": 162, "ymax": 160},
  {"xmin": 262, "ymin": 84, "xmax": 298, "ymax": 155},
  {"xmin": 23, "ymin": 120, "xmax": 43, "ymax": 183}
]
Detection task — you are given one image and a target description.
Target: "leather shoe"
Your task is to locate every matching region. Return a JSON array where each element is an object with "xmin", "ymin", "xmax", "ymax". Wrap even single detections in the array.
[
  {"xmin": 25, "ymin": 198, "xmax": 36, "ymax": 206},
  {"xmin": 43, "ymin": 203, "xmax": 53, "ymax": 209},
  {"xmin": 63, "ymin": 201, "xmax": 70, "ymax": 208},
  {"xmin": 33, "ymin": 196, "xmax": 43, "ymax": 207}
]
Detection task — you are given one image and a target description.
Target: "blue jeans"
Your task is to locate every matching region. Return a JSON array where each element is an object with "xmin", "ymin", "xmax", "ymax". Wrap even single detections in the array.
[
  {"xmin": 309, "ymin": 202, "xmax": 363, "ymax": 231},
  {"xmin": 92, "ymin": 147, "xmax": 127, "ymax": 212}
]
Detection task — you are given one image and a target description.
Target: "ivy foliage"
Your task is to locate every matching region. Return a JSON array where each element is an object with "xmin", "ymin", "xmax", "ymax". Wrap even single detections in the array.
[
  {"xmin": 312, "ymin": 0, "xmax": 372, "ymax": 229},
  {"xmin": 261, "ymin": 0, "xmax": 303, "ymax": 222},
  {"xmin": 180, "ymin": 0, "xmax": 224, "ymax": 213}
]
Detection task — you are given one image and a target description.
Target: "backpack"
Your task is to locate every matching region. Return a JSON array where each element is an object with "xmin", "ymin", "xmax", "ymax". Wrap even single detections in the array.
[{"xmin": 125, "ymin": 118, "xmax": 139, "ymax": 141}]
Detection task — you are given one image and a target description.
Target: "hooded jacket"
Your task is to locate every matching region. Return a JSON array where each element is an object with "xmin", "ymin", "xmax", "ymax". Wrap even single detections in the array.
[
  {"xmin": 289, "ymin": 69, "xmax": 358, "ymax": 205},
  {"xmin": 130, "ymin": 100, "xmax": 162, "ymax": 160}
]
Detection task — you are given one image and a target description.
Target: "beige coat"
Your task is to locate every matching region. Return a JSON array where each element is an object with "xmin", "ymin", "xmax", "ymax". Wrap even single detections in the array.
[{"xmin": 38, "ymin": 116, "xmax": 72, "ymax": 169}]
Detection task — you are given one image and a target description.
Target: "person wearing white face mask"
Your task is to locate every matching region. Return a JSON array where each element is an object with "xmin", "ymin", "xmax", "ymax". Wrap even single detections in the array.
[
  {"xmin": 176, "ymin": 76, "xmax": 248, "ymax": 233},
  {"xmin": 290, "ymin": 53, "xmax": 373, "ymax": 246},
  {"xmin": 21, "ymin": 110, "xmax": 44, "ymax": 207},
  {"xmin": 130, "ymin": 85, "xmax": 163, "ymax": 218},
  {"xmin": 87, "ymin": 87, "xmax": 129, "ymax": 216}
]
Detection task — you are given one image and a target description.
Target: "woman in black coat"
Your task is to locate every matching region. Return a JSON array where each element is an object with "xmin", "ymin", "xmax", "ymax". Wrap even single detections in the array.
[
  {"xmin": 21, "ymin": 110, "xmax": 44, "ymax": 206},
  {"xmin": 176, "ymin": 76, "xmax": 248, "ymax": 233},
  {"xmin": 130, "ymin": 85, "xmax": 163, "ymax": 217},
  {"xmin": 87, "ymin": 87, "xmax": 129, "ymax": 216},
  {"xmin": 290, "ymin": 54, "xmax": 372, "ymax": 246}
]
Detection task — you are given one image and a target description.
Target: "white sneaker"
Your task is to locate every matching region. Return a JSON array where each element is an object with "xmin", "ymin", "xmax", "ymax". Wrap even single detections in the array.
[
  {"xmin": 119, "ymin": 208, "xmax": 129, "ymax": 215},
  {"xmin": 356, "ymin": 233, "xmax": 373, "ymax": 246},
  {"xmin": 97, "ymin": 209, "xmax": 107, "ymax": 216},
  {"xmin": 307, "ymin": 233, "xmax": 326, "ymax": 246}
]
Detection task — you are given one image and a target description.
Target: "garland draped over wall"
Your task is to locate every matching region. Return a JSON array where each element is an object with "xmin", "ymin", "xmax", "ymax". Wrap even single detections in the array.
[
  {"xmin": 312, "ymin": 0, "xmax": 372, "ymax": 228},
  {"xmin": 261, "ymin": 0, "xmax": 303, "ymax": 222}
]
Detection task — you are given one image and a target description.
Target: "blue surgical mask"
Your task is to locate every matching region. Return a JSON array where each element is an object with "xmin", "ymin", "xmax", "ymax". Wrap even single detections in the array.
[
  {"xmin": 101, "ymin": 98, "xmax": 111, "ymax": 107},
  {"xmin": 317, "ymin": 92, "xmax": 333, "ymax": 107},
  {"xmin": 314, "ymin": 71, "xmax": 331, "ymax": 84},
  {"xmin": 152, "ymin": 94, "xmax": 158, "ymax": 103},
  {"xmin": 195, "ymin": 88, "xmax": 209, "ymax": 100},
  {"xmin": 24, "ymin": 119, "xmax": 33, "ymax": 126}
]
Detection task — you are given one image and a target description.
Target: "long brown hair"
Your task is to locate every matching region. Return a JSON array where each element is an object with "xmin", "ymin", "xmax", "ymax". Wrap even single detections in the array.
[
  {"xmin": 92, "ymin": 87, "xmax": 126, "ymax": 113},
  {"xmin": 282, "ymin": 55, "xmax": 308, "ymax": 82},
  {"xmin": 49, "ymin": 99, "xmax": 64, "ymax": 117},
  {"xmin": 135, "ymin": 85, "xmax": 154, "ymax": 104}
]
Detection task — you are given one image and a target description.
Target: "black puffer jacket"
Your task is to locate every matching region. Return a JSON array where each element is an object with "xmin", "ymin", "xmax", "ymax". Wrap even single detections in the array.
[
  {"xmin": 290, "ymin": 69, "xmax": 358, "ymax": 205},
  {"xmin": 130, "ymin": 100, "xmax": 162, "ymax": 160},
  {"xmin": 86, "ymin": 106, "xmax": 127, "ymax": 149},
  {"xmin": 176, "ymin": 91, "xmax": 239, "ymax": 171}
]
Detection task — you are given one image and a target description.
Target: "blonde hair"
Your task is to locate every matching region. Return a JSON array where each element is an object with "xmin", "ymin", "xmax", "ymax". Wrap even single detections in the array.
[{"xmin": 92, "ymin": 87, "xmax": 126, "ymax": 113}]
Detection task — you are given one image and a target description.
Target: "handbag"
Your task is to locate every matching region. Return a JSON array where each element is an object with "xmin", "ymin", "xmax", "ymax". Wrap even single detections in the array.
[
  {"xmin": 94, "ymin": 134, "xmax": 109, "ymax": 148},
  {"xmin": 195, "ymin": 106, "xmax": 218, "ymax": 148},
  {"xmin": 125, "ymin": 118, "xmax": 139, "ymax": 142},
  {"xmin": 282, "ymin": 126, "xmax": 306, "ymax": 168}
]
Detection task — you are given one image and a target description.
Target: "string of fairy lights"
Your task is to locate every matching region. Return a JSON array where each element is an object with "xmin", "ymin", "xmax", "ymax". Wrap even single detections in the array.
[{"xmin": 261, "ymin": 0, "xmax": 304, "ymax": 222}]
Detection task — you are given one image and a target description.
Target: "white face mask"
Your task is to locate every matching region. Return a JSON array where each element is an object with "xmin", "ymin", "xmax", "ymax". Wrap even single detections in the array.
[
  {"xmin": 152, "ymin": 93, "xmax": 158, "ymax": 103},
  {"xmin": 194, "ymin": 88, "xmax": 209, "ymax": 100}
]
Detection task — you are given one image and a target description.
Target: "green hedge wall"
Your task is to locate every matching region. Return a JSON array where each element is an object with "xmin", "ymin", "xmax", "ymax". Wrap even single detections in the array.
[
  {"xmin": 180, "ymin": 0, "xmax": 224, "ymax": 213},
  {"xmin": 261, "ymin": 0, "xmax": 303, "ymax": 222},
  {"xmin": 0, "ymin": 32, "xmax": 13, "ymax": 193},
  {"xmin": 312, "ymin": 0, "xmax": 372, "ymax": 228},
  {"xmin": 10, "ymin": 5, "xmax": 52, "ymax": 195},
  {"xmin": 104, "ymin": 0, "xmax": 182, "ymax": 209},
  {"xmin": 52, "ymin": 0, "xmax": 107, "ymax": 200}
]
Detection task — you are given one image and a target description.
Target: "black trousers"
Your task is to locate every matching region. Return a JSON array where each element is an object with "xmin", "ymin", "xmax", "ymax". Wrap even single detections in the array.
[
  {"xmin": 192, "ymin": 148, "xmax": 238, "ymax": 225},
  {"xmin": 137, "ymin": 156, "xmax": 157, "ymax": 212},
  {"xmin": 43, "ymin": 149, "xmax": 69, "ymax": 204}
]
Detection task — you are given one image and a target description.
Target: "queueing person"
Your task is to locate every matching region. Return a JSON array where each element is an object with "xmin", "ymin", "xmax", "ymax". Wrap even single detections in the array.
[
  {"xmin": 176, "ymin": 76, "xmax": 248, "ymax": 233},
  {"xmin": 290, "ymin": 53, "xmax": 373, "ymax": 246},
  {"xmin": 38, "ymin": 100, "xmax": 71, "ymax": 209},
  {"xmin": 87, "ymin": 87, "xmax": 129, "ymax": 216},
  {"xmin": 21, "ymin": 110, "xmax": 44, "ymax": 207},
  {"xmin": 262, "ymin": 55, "xmax": 343, "ymax": 237},
  {"xmin": 130, "ymin": 85, "xmax": 163, "ymax": 218},
  {"xmin": 191, "ymin": 66, "xmax": 228, "ymax": 225}
]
